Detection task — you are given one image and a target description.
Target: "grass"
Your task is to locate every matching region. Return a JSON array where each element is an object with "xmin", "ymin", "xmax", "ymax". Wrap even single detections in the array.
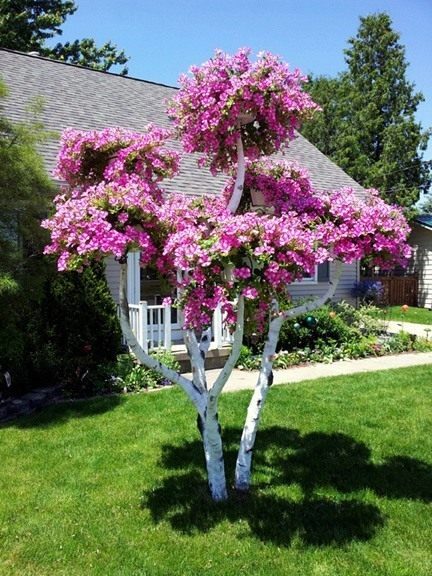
[
  {"xmin": 1, "ymin": 365, "xmax": 432, "ymax": 575},
  {"xmin": 381, "ymin": 305, "xmax": 432, "ymax": 325}
]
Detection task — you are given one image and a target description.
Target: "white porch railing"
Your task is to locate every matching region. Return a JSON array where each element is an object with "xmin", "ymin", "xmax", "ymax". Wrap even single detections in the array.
[
  {"xmin": 128, "ymin": 302, "xmax": 172, "ymax": 352},
  {"xmin": 125, "ymin": 301, "xmax": 233, "ymax": 352}
]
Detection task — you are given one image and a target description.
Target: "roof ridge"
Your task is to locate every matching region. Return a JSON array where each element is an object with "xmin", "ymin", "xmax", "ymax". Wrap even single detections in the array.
[{"xmin": 0, "ymin": 47, "xmax": 178, "ymax": 90}]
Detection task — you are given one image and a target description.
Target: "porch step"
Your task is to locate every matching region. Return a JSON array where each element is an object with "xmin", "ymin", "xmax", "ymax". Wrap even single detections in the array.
[{"xmin": 172, "ymin": 345, "xmax": 232, "ymax": 373}]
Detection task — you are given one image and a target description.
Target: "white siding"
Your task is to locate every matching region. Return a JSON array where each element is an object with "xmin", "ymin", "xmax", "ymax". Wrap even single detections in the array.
[
  {"xmin": 105, "ymin": 258, "xmax": 358, "ymax": 309},
  {"xmin": 409, "ymin": 224, "xmax": 432, "ymax": 308},
  {"xmin": 105, "ymin": 257, "xmax": 120, "ymax": 304},
  {"xmin": 288, "ymin": 261, "xmax": 358, "ymax": 306}
]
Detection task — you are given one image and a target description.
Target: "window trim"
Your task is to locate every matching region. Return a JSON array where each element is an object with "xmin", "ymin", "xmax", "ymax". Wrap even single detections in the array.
[{"xmin": 296, "ymin": 265, "xmax": 318, "ymax": 284}]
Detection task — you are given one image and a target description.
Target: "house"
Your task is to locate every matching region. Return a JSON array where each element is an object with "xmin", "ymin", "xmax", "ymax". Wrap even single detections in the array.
[
  {"xmin": 408, "ymin": 215, "xmax": 432, "ymax": 308},
  {"xmin": 0, "ymin": 48, "xmax": 366, "ymax": 348}
]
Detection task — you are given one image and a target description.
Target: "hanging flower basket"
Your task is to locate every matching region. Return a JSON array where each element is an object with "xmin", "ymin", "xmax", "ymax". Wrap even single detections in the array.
[
  {"xmin": 250, "ymin": 188, "xmax": 266, "ymax": 206},
  {"xmin": 249, "ymin": 188, "xmax": 274, "ymax": 214},
  {"xmin": 238, "ymin": 111, "xmax": 256, "ymax": 125}
]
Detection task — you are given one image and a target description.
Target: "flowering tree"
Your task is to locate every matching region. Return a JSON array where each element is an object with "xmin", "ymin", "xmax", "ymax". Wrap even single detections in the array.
[{"xmin": 43, "ymin": 49, "xmax": 411, "ymax": 501}]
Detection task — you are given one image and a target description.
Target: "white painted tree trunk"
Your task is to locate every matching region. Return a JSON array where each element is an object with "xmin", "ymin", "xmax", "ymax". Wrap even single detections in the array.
[
  {"xmin": 234, "ymin": 304, "xmax": 283, "ymax": 491},
  {"xmin": 227, "ymin": 133, "xmax": 245, "ymax": 214},
  {"xmin": 186, "ymin": 298, "xmax": 245, "ymax": 501},
  {"xmin": 234, "ymin": 261, "xmax": 343, "ymax": 491},
  {"xmin": 184, "ymin": 326, "xmax": 227, "ymax": 500},
  {"xmin": 119, "ymin": 261, "xmax": 246, "ymax": 501},
  {"xmin": 200, "ymin": 401, "xmax": 227, "ymax": 501},
  {"xmin": 118, "ymin": 261, "xmax": 205, "ymax": 410},
  {"xmin": 199, "ymin": 297, "xmax": 245, "ymax": 500}
]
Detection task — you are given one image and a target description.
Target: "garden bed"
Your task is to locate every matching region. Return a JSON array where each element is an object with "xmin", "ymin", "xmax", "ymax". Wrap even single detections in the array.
[{"xmin": 236, "ymin": 302, "xmax": 432, "ymax": 371}]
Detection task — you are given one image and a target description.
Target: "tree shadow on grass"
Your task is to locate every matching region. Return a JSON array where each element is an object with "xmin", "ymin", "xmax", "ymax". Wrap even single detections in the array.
[
  {"xmin": 141, "ymin": 426, "xmax": 432, "ymax": 547},
  {"xmin": 2, "ymin": 395, "xmax": 125, "ymax": 429}
]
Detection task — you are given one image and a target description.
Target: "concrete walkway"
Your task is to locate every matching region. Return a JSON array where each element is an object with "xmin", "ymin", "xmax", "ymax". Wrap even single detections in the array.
[
  {"xmin": 187, "ymin": 351, "xmax": 432, "ymax": 393},
  {"xmin": 386, "ymin": 320, "xmax": 432, "ymax": 338}
]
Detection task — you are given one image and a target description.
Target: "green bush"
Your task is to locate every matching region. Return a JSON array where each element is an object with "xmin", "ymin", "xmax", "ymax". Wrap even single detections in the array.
[
  {"xmin": 236, "ymin": 345, "xmax": 260, "ymax": 370},
  {"xmin": 28, "ymin": 262, "xmax": 122, "ymax": 395},
  {"xmin": 104, "ymin": 351, "xmax": 181, "ymax": 394},
  {"xmin": 332, "ymin": 301, "xmax": 384, "ymax": 336},
  {"xmin": 278, "ymin": 304, "xmax": 360, "ymax": 352},
  {"xmin": 385, "ymin": 331, "xmax": 413, "ymax": 354},
  {"xmin": 236, "ymin": 302, "xmax": 412, "ymax": 371},
  {"xmin": 0, "ymin": 256, "xmax": 55, "ymax": 395},
  {"xmin": 413, "ymin": 337, "xmax": 432, "ymax": 352}
]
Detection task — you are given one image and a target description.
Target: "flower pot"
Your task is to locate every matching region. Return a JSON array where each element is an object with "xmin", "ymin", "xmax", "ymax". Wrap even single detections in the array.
[
  {"xmin": 250, "ymin": 188, "xmax": 266, "ymax": 206},
  {"xmin": 238, "ymin": 111, "xmax": 255, "ymax": 125}
]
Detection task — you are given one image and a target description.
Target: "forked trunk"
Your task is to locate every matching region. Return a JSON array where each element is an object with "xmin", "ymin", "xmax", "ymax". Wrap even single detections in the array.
[
  {"xmin": 235, "ymin": 262, "xmax": 343, "ymax": 491},
  {"xmin": 199, "ymin": 406, "xmax": 227, "ymax": 501},
  {"xmin": 235, "ymin": 311, "xmax": 283, "ymax": 491}
]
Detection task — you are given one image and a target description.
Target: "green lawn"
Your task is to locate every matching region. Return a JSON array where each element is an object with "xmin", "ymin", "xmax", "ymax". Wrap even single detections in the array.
[
  {"xmin": 382, "ymin": 305, "xmax": 432, "ymax": 325},
  {"xmin": 1, "ymin": 365, "xmax": 432, "ymax": 576}
]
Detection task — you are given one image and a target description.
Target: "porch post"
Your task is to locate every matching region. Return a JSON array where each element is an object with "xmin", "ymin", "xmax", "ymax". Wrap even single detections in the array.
[
  {"xmin": 127, "ymin": 251, "xmax": 140, "ymax": 305},
  {"xmin": 138, "ymin": 301, "xmax": 148, "ymax": 353},
  {"xmin": 164, "ymin": 303, "xmax": 172, "ymax": 351}
]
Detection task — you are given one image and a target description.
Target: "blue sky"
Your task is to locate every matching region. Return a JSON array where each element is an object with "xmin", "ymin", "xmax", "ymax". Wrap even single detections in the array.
[{"xmin": 53, "ymin": 0, "xmax": 432, "ymax": 159}]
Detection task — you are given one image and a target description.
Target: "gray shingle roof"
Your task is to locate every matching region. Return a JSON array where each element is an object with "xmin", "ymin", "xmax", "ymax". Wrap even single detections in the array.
[{"xmin": 0, "ymin": 48, "xmax": 364, "ymax": 197}]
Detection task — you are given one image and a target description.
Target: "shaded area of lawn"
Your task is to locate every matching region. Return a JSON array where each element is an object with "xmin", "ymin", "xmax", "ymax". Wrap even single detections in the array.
[
  {"xmin": 6, "ymin": 394, "xmax": 126, "ymax": 429},
  {"xmin": 144, "ymin": 427, "xmax": 431, "ymax": 547},
  {"xmin": 1, "ymin": 365, "xmax": 432, "ymax": 575}
]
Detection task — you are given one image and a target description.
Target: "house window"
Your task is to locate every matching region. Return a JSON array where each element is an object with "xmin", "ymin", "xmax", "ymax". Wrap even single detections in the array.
[{"xmin": 298, "ymin": 262, "xmax": 330, "ymax": 284}]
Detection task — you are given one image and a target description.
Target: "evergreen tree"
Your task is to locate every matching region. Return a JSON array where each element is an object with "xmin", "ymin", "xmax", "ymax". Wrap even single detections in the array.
[
  {"xmin": 302, "ymin": 13, "xmax": 431, "ymax": 215},
  {"xmin": 0, "ymin": 0, "xmax": 129, "ymax": 74},
  {"xmin": 301, "ymin": 75, "xmax": 346, "ymax": 159},
  {"xmin": 0, "ymin": 77, "xmax": 55, "ymax": 390},
  {"xmin": 0, "ymin": 78, "xmax": 121, "ymax": 395}
]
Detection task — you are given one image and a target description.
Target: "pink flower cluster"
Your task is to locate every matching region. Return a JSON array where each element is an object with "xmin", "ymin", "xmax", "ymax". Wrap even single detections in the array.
[
  {"xmin": 54, "ymin": 125, "xmax": 179, "ymax": 189},
  {"xmin": 160, "ymin": 197, "xmax": 322, "ymax": 328},
  {"xmin": 43, "ymin": 48, "xmax": 412, "ymax": 333},
  {"xmin": 43, "ymin": 127, "xmax": 178, "ymax": 270},
  {"xmin": 316, "ymin": 187, "xmax": 412, "ymax": 268},
  {"xmin": 168, "ymin": 48, "xmax": 320, "ymax": 174},
  {"xmin": 223, "ymin": 157, "xmax": 323, "ymax": 216}
]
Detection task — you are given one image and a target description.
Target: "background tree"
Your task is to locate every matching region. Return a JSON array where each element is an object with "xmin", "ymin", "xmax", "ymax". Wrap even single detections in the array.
[
  {"xmin": 0, "ymin": 0, "xmax": 129, "ymax": 74},
  {"xmin": 0, "ymin": 77, "xmax": 121, "ymax": 396},
  {"xmin": 0, "ymin": 77, "xmax": 54, "ymax": 390},
  {"xmin": 418, "ymin": 194, "xmax": 432, "ymax": 215},
  {"xmin": 302, "ymin": 12, "xmax": 431, "ymax": 215}
]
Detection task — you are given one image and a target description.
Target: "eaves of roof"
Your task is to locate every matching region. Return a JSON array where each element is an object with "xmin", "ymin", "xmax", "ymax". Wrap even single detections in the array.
[{"xmin": 0, "ymin": 48, "xmax": 365, "ymax": 198}]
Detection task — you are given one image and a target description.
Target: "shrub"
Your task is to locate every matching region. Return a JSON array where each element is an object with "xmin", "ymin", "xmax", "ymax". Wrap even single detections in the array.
[
  {"xmin": 29, "ymin": 261, "xmax": 122, "ymax": 395},
  {"xmin": 333, "ymin": 301, "xmax": 384, "ymax": 336},
  {"xmin": 236, "ymin": 345, "xmax": 261, "ymax": 371},
  {"xmin": 413, "ymin": 337, "xmax": 432, "ymax": 352},
  {"xmin": 278, "ymin": 304, "xmax": 359, "ymax": 352},
  {"xmin": 109, "ymin": 351, "xmax": 181, "ymax": 393},
  {"xmin": 0, "ymin": 256, "xmax": 55, "ymax": 396}
]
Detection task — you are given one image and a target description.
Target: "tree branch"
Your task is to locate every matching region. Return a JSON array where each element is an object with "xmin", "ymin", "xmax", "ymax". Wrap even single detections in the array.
[
  {"xmin": 227, "ymin": 132, "xmax": 245, "ymax": 214},
  {"xmin": 210, "ymin": 296, "xmax": 245, "ymax": 397},
  {"xmin": 118, "ymin": 261, "xmax": 205, "ymax": 412}
]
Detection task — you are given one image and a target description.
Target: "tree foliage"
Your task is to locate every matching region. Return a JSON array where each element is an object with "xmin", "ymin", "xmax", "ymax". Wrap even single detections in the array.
[
  {"xmin": 0, "ymin": 76, "xmax": 54, "ymax": 387},
  {"xmin": 0, "ymin": 77, "xmax": 121, "ymax": 396},
  {"xmin": 302, "ymin": 12, "xmax": 431, "ymax": 215},
  {"xmin": 0, "ymin": 0, "xmax": 129, "ymax": 74},
  {"xmin": 0, "ymin": 78, "xmax": 54, "ymax": 280}
]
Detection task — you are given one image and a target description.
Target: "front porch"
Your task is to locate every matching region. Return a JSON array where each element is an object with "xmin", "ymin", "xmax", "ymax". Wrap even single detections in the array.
[
  {"xmin": 123, "ymin": 252, "xmax": 234, "ymax": 355},
  {"xmin": 127, "ymin": 299, "xmax": 233, "ymax": 348}
]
